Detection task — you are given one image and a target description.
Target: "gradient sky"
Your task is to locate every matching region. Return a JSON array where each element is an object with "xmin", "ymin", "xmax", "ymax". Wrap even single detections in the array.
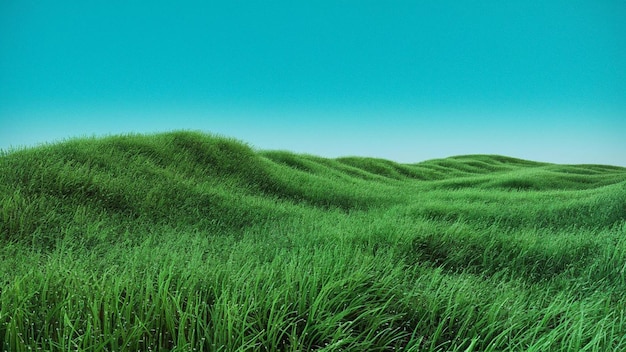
[{"xmin": 1, "ymin": 1, "xmax": 625, "ymax": 165}]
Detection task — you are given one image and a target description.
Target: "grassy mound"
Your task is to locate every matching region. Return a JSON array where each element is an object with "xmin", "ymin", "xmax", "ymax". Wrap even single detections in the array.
[{"xmin": 1, "ymin": 131, "xmax": 625, "ymax": 351}]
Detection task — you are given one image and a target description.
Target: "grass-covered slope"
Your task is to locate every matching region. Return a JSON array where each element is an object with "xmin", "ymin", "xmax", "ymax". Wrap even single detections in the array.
[{"xmin": 1, "ymin": 131, "xmax": 625, "ymax": 351}]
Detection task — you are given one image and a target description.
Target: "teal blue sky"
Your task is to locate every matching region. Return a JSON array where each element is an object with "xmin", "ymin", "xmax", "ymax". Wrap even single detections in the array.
[{"xmin": 1, "ymin": 1, "xmax": 625, "ymax": 165}]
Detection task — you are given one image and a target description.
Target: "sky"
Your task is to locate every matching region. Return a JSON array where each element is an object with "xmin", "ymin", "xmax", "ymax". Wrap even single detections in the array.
[{"xmin": 1, "ymin": 1, "xmax": 625, "ymax": 165}]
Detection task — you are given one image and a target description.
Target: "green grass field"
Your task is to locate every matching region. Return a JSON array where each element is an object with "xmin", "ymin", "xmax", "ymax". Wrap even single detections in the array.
[{"xmin": 1, "ymin": 131, "xmax": 625, "ymax": 351}]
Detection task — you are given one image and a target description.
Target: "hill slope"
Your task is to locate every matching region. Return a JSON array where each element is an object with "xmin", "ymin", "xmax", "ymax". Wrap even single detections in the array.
[{"xmin": 1, "ymin": 131, "xmax": 625, "ymax": 351}]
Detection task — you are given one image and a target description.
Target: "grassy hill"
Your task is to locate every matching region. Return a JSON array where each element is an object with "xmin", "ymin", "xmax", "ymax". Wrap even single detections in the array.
[{"xmin": 1, "ymin": 131, "xmax": 625, "ymax": 351}]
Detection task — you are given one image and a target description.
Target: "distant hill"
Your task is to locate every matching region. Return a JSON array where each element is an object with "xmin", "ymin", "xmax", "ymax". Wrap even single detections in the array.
[
  {"xmin": 2, "ymin": 130, "xmax": 625, "ymax": 247},
  {"xmin": 0, "ymin": 131, "xmax": 626, "ymax": 246}
]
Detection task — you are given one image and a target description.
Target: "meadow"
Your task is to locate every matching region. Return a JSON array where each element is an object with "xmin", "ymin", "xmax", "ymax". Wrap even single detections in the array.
[{"xmin": 1, "ymin": 131, "xmax": 625, "ymax": 351}]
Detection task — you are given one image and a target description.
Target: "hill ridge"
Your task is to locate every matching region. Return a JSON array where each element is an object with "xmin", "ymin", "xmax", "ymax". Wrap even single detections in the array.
[{"xmin": 1, "ymin": 130, "xmax": 625, "ymax": 247}]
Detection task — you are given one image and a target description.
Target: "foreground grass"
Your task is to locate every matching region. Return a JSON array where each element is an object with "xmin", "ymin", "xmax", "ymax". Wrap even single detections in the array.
[{"xmin": 1, "ymin": 131, "xmax": 625, "ymax": 351}]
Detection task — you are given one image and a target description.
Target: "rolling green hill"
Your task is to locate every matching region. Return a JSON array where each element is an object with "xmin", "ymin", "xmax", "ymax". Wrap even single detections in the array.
[{"xmin": 1, "ymin": 131, "xmax": 625, "ymax": 351}]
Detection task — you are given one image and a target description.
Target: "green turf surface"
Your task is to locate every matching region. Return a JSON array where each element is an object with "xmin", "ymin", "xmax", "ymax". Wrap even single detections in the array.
[{"xmin": 1, "ymin": 131, "xmax": 625, "ymax": 351}]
